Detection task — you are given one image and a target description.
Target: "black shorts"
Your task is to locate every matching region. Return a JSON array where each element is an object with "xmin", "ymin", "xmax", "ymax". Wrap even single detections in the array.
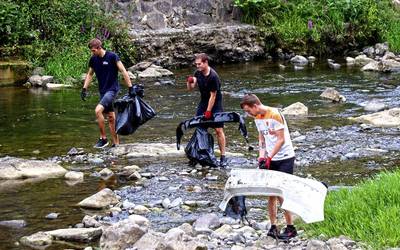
[
  {"xmin": 270, "ymin": 157, "xmax": 295, "ymax": 174},
  {"xmin": 99, "ymin": 91, "xmax": 118, "ymax": 113}
]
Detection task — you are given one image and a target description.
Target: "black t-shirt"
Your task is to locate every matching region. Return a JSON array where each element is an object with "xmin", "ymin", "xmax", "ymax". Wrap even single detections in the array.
[
  {"xmin": 89, "ymin": 51, "xmax": 120, "ymax": 95},
  {"xmin": 194, "ymin": 67, "xmax": 223, "ymax": 114}
]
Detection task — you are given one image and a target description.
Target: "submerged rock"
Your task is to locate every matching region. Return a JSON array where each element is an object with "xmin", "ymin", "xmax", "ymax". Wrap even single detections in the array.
[
  {"xmin": 46, "ymin": 228, "xmax": 102, "ymax": 242},
  {"xmin": 350, "ymin": 108, "xmax": 400, "ymax": 127},
  {"xmin": 20, "ymin": 232, "xmax": 52, "ymax": 249},
  {"xmin": 0, "ymin": 219, "xmax": 27, "ymax": 229},
  {"xmin": 320, "ymin": 88, "xmax": 346, "ymax": 103}
]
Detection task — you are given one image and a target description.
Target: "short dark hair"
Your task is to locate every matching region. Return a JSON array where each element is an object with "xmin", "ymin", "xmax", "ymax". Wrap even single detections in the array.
[
  {"xmin": 195, "ymin": 53, "xmax": 209, "ymax": 63},
  {"xmin": 88, "ymin": 38, "xmax": 102, "ymax": 49},
  {"xmin": 240, "ymin": 94, "xmax": 261, "ymax": 109}
]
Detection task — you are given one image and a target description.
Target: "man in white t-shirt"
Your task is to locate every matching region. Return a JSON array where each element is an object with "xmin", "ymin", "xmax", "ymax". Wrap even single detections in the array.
[{"xmin": 240, "ymin": 93, "xmax": 297, "ymax": 241}]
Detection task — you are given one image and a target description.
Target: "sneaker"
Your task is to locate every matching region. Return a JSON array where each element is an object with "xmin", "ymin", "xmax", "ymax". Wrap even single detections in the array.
[
  {"xmin": 111, "ymin": 143, "xmax": 119, "ymax": 148},
  {"xmin": 278, "ymin": 225, "xmax": 297, "ymax": 241},
  {"xmin": 94, "ymin": 138, "xmax": 108, "ymax": 149},
  {"xmin": 267, "ymin": 225, "xmax": 279, "ymax": 239},
  {"xmin": 219, "ymin": 155, "xmax": 228, "ymax": 168}
]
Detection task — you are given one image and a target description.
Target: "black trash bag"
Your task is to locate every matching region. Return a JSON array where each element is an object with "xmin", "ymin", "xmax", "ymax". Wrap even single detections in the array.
[
  {"xmin": 224, "ymin": 196, "xmax": 248, "ymax": 221},
  {"xmin": 184, "ymin": 127, "xmax": 218, "ymax": 168},
  {"xmin": 176, "ymin": 112, "xmax": 248, "ymax": 150},
  {"xmin": 114, "ymin": 94, "xmax": 156, "ymax": 135},
  {"xmin": 131, "ymin": 84, "xmax": 145, "ymax": 98}
]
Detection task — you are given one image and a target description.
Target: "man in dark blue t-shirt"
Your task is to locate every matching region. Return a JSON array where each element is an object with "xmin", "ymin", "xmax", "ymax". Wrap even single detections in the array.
[
  {"xmin": 81, "ymin": 38, "xmax": 135, "ymax": 148},
  {"xmin": 186, "ymin": 53, "xmax": 227, "ymax": 167}
]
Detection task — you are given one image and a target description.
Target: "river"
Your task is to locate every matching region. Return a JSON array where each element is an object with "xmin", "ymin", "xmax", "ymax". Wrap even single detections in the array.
[{"xmin": 0, "ymin": 60, "xmax": 399, "ymax": 249}]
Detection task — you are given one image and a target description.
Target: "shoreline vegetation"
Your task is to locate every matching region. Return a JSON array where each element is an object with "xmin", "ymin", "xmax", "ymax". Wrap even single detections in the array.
[
  {"xmin": 0, "ymin": 0, "xmax": 135, "ymax": 84},
  {"xmin": 233, "ymin": 0, "xmax": 400, "ymax": 56},
  {"xmin": 301, "ymin": 170, "xmax": 400, "ymax": 249}
]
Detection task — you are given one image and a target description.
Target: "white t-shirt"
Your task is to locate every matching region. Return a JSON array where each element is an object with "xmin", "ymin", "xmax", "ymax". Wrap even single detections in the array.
[{"xmin": 254, "ymin": 107, "xmax": 295, "ymax": 161}]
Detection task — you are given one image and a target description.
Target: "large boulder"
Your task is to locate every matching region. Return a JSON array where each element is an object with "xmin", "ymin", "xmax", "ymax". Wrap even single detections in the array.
[
  {"xmin": 290, "ymin": 55, "xmax": 308, "ymax": 65},
  {"xmin": 282, "ymin": 102, "xmax": 308, "ymax": 116},
  {"xmin": 0, "ymin": 157, "xmax": 67, "ymax": 180},
  {"xmin": 100, "ymin": 215, "xmax": 149, "ymax": 250},
  {"xmin": 78, "ymin": 188, "xmax": 119, "ymax": 209},
  {"xmin": 361, "ymin": 59, "xmax": 400, "ymax": 72},
  {"xmin": 350, "ymin": 108, "xmax": 400, "ymax": 127},
  {"xmin": 354, "ymin": 54, "xmax": 375, "ymax": 66}
]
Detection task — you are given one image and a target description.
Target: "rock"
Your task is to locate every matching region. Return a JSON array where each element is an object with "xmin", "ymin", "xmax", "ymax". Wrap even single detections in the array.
[
  {"xmin": 375, "ymin": 42, "xmax": 389, "ymax": 56},
  {"xmin": 46, "ymin": 228, "xmax": 102, "ymax": 242},
  {"xmin": 133, "ymin": 205, "xmax": 150, "ymax": 215},
  {"xmin": 67, "ymin": 147, "xmax": 80, "ymax": 156},
  {"xmin": 82, "ymin": 215, "xmax": 101, "ymax": 228},
  {"xmin": 99, "ymin": 168, "xmax": 113, "ymax": 177},
  {"xmin": 278, "ymin": 64, "xmax": 286, "ymax": 70},
  {"xmin": 46, "ymin": 83, "xmax": 71, "ymax": 89},
  {"xmin": 100, "ymin": 215, "xmax": 149, "ymax": 250},
  {"xmin": 111, "ymin": 143, "xmax": 184, "ymax": 158},
  {"xmin": 20, "ymin": 232, "xmax": 52, "ymax": 248},
  {"xmin": 282, "ymin": 102, "xmax": 308, "ymax": 116},
  {"xmin": 78, "ymin": 188, "xmax": 119, "ymax": 209},
  {"xmin": 363, "ymin": 46, "xmax": 375, "ymax": 57},
  {"xmin": 290, "ymin": 55, "xmax": 308, "ymax": 65},
  {"xmin": 350, "ymin": 108, "xmax": 400, "ymax": 127},
  {"xmin": 306, "ymin": 239, "xmax": 329, "ymax": 250},
  {"xmin": 132, "ymin": 231, "xmax": 164, "ymax": 250},
  {"xmin": 0, "ymin": 157, "xmax": 67, "ymax": 180},
  {"xmin": 252, "ymin": 220, "xmax": 270, "ymax": 231},
  {"xmin": 346, "ymin": 57, "xmax": 355, "ymax": 65},
  {"xmin": 214, "ymin": 224, "xmax": 233, "ymax": 238},
  {"xmin": 320, "ymin": 88, "xmax": 345, "ymax": 102},
  {"xmin": 128, "ymin": 61, "xmax": 153, "ymax": 72},
  {"xmin": 292, "ymin": 135, "xmax": 306, "ymax": 142},
  {"xmin": 88, "ymin": 158, "xmax": 104, "ymax": 165},
  {"xmin": 328, "ymin": 62, "xmax": 341, "ymax": 70},
  {"xmin": 64, "ymin": 171, "xmax": 84, "ymax": 180},
  {"xmin": 193, "ymin": 213, "xmax": 220, "ymax": 234},
  {"xmin": 308, "ymin": 56, "xmax": 316, "ymax": 62},
  {"xmin": 122, "ymin": 200, "xmax": 136, "ymax": 210},
  {"xmin": 45, "ymin": 213, "xmax": 59, "ymax": 220},
  {"xmin": 294, "ymin": 65, "xmax": 304, "ymax": 70},
  {"xmin": 28, "ymin": 75, "xmax": 43, "ymax": 86},
  {"xmin": 354, "ymin": 54, "xmax": 375, "ymax": 66},
  {"xmin": 178, "ymin": 223, "xmax": 194, "ymax": 236},
  {"xmin": 162, "ymin": 198, "xmax": 171, "ymax": 208},
  {"xmin": 170, "ymin": 197, "xmax": 183, "ymax": 208},
  {"xmin": 41, "ymin": 75, "xmax": 54, "ymax": 85},
  {"xmin": 0, "ymin": 220, "xmax": 27, "ymax": 229}
]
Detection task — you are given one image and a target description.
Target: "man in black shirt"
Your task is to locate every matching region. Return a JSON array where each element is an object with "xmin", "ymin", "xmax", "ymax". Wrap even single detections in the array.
[
  {"xmin": 186, "ymin": 53, "xmax": 227, "ymax": 167},
  {"xmin": 81, "ymin": 38, "xmax": 135, "ymax": 148}
]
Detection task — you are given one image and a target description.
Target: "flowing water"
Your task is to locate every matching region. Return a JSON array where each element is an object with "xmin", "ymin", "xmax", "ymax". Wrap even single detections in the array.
[{"xmin": 0, "ymin": 60, "xmax": 400, "ymax": 249}]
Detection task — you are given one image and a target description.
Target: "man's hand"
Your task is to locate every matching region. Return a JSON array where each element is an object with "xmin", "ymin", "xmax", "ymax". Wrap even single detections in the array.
[
  {"xmin": 128, "ymin": 86, "xmax": 136, "ymax": 97},
  {"xmin": 187, "ymin": 76, "xmax": 194, "ymax": 83},
  {"xmin": 204, "ymin": 110, "xmax": 212, "ymax": 120},
  {"xmin": 80, "ymin": 88, "xmax": 87, "ymax": 101},
  {"xmin": 258, "ymin": 156, "xmax": 272, "ymax": 169}
]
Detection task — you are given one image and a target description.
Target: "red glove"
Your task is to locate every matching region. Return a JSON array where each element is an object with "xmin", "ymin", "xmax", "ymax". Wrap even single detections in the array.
[
  {"xmin": 187, "ymin": 76, "xmax": 194, "ymax": 83},
  {"xmin": 204, "ymin": 111, "xmax": 213, "ymax": 120},
  {"xmin": 258, "ymin": 157, "xmax": 272, "ymax": 169}
]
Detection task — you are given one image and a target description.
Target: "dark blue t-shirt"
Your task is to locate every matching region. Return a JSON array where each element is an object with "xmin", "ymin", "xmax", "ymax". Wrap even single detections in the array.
[
  {"xmin": 89, "ymin": 51, "xmax": 120, "ymax": 94},
  {"xmin": 194, "ymin": 67, "xmax": 223, "ymax": 114}
]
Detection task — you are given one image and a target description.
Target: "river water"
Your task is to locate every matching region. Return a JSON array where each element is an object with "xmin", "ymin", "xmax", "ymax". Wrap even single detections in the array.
[{"xmin": 0, "ymin": 60, "xmax": 400, "ymax": 249}]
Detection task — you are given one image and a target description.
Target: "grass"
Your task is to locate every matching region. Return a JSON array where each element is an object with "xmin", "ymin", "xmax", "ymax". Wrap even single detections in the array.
[{"xmin": 300, "ymin": 170, "xmax": 400, "ymax": 249}]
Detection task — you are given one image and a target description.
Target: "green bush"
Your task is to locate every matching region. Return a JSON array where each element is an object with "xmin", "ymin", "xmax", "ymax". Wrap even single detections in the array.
[
  {"xmin": 301, "ymin": 170, "xmax": 400, "ymax": 249},
  {"xmin": 234, "ymin": 0, "xmax": 400, "ymax": 54},
  {"xmin": 0, "ymin": 0, "xmax": 136, "ymax": 83}
]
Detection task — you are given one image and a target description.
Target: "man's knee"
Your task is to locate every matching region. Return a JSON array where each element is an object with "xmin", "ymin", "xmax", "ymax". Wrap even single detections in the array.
[
  {"xmin": 95, "ymin": 105, "xmax": 104, "ymax": 116},
  {"xmin": 108, "ymin": 113, "xmax": 116, "ymax": 123},
  {"xmin": 215, "ymin": 128, "xmax": 225, "ymax": 136}
]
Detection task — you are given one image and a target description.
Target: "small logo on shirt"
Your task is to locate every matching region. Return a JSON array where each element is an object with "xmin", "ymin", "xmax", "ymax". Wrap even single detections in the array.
[{"xmin": 103, "ymin": 61, "xmax": 109, "ymax": 65}]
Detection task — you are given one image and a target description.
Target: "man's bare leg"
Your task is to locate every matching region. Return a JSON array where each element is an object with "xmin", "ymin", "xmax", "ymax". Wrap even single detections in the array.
[
  {"xmin": 95, "ymin": 104, "xmax": 106, "ymax": 139},
  {"xmin": 108, "ymin": 112, "xmax": 119, "ymax": 145},
  {"xmin": 215, "ymin": 127, "xmax": 226, "ymax": 155}
]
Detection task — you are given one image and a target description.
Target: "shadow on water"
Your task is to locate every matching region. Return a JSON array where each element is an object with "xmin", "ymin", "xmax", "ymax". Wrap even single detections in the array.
[{"xmin": 0, "ymin": 60, "xmax": 400, "ymax": 248}]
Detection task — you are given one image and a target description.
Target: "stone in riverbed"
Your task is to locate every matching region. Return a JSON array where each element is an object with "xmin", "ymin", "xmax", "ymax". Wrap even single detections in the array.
[
  {"xmin": 20, "ymin": 232, "xmax": 52, "ymax": 248},
  {"xmin": 64, "ymin": 171, "xmax": 84, "ymax": 180},
  {"xmin": 78, "ymin": 188, "xmax": 119, "ymax": 209},
  {"xmin": 0, "ymin": 157, "xmax": 67, "ymax": 180},
  {"xmin": 46, "ymin": 227, "xmax": 102, "ymax": 242},
  {"xmin": 0, "ymin": 219, "xmax": 27, "ymax": 229}
]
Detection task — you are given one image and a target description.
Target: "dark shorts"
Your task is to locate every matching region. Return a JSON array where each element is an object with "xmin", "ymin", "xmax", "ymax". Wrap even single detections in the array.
[
  {"xmin": 196, "ymin": 104, "xmax": 224, "ymax": 129},
  {"xmin": 99, "ymin": 91, "xmax": 118, "ymax": 113},
  {"xmin": 270, "ymin": 157, "xmax": 295, "ymax": 174}
]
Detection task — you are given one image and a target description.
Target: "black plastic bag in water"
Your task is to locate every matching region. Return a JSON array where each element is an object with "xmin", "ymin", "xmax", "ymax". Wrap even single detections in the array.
[
  {"xmin": 184, "ymin": 127, "xmax": 218, "ymax": 168},
  {"xmin": 115, "ymin": 94, "xmax": 156, "ymax": 135}
]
